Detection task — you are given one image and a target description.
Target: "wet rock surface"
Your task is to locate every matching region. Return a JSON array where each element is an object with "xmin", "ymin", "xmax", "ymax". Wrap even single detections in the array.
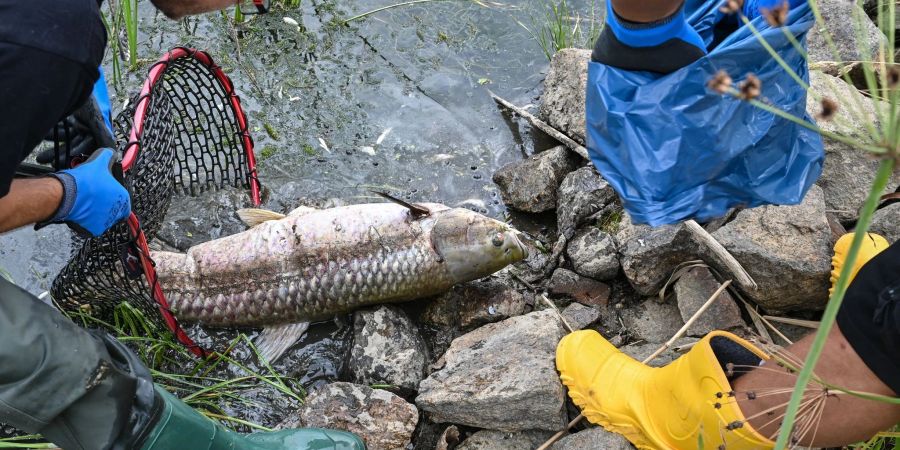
[
  {"xmin": 550, "ymin": 427, "xmax": 633, "ymax": 450},
  {"xmin": 493, "ymin": 146, "xmax": 580, "ymax": 213},
  {"xmin": 567, "ymin": 227, "xmax": 619, "ymax": 281},
  {"xmin": 713, "ymin": 186, "xmax": 833, "ymax": 312},
  {"xmin": 808, "ymin": 71, "xmax": 900, "ymax": 223},
  {"xmin": 674, "ymin": 267, "xmax": 745, "ymax": 337},
  {"xmin": 349, "ymin": 306, "xmax": 428, "ymax": 392},
  {"xmin": 457, "ymin": 430, "xmax": 555, "ymax": 450},
  {"xmin": 420, "ymin": 277, "xmax": 529, "ymax": 331},
  {"xmin": 416, "ymin": 309, "xmax": 568, "ymax": 432},
  {"xmin": 540, "ymin": 48, "xmax": 591, "ymax": 144},
  {"xmin": 294, "ymin": 382, "xmax": 418, "ymax": 450},
  {"xmin": 871, "ymin": 203, "xmax": 900, "ymax": 244}
]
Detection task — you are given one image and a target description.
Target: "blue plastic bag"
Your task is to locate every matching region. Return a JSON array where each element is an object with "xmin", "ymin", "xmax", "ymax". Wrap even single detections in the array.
[{"xmin": 586, "ymin": 2, "xmax": 824, "ymax": 226}]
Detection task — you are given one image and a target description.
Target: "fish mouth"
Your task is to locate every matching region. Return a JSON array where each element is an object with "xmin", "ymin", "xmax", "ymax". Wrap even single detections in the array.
[{"xmin": 511, "ymin": 231, "xmax": 529, "ymax": 259}]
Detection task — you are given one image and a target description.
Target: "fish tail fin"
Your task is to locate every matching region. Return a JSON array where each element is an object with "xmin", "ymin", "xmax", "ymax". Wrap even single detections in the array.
[
  {"xmin": 254, "ymin": 322, "xmax": 310, "ymax": 363},
  {"xmin": 237, "ymin": 208, "xmax": 287, "ymax": 228}
]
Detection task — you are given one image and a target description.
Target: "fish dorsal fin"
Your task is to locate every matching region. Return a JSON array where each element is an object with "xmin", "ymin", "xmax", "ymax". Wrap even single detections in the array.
[
  {"xmin": 254, "ymin": 322, "xmax": 310, "ymax": 363},
  {"xmin": 237, "ymin": 208, "xmax": 287, "ymax": 228},
  {"xmin": 372, "ymin": 191, "xmax": 431, "ymax": 218}
]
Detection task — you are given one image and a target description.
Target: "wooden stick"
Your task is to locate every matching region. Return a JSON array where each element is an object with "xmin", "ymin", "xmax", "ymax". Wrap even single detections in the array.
[
  {"xmin": 489, "ymin": 92, "xmax": 590, "ymax": 160},
  {"xmin": 763, "ymin": 315, "xmax": 820, "ymax": 329},
  {"xmin": 542, "ymin": 294, "xmax": 575, "ymax": 334},
  {"xmin": 537, "ymin": 281, "xmax": 733, "ymax": 450},
  {"xmin": 684, "ymin": 220, "xmax": 758, "ymax": 292}
]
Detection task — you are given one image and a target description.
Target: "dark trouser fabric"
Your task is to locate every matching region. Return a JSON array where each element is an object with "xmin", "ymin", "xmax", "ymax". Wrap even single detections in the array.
[
  {"xmin": 837, "ymin": 240, "xmax": 900, "ymax": 395},
  {"xmin": 0, "ymin": 278, "xmax": 148, "ymax": 450}
]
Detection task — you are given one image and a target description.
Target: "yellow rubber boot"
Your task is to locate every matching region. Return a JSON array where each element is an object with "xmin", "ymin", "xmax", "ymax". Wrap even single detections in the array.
[
  {"xmin": 829, "ymin": 232, "xmax": 889, "ymax": 296},
  {"xmin": 557, "ymin": 330, "xmax": 774, "ymax": 450}
]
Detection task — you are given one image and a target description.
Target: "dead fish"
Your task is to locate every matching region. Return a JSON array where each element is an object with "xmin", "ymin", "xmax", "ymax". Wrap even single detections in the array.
[{"xmin": 151, "ymin": 194, "xmax": 527, "ymax": 361}]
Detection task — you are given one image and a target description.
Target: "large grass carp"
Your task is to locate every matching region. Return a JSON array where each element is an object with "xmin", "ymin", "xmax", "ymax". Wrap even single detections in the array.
[{"xmin": 151, "ymin": 195, "xmax": 527, "ymax": 360}]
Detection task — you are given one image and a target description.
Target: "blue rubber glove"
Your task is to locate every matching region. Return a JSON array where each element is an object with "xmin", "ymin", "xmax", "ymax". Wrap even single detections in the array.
[
  {"xmin": 743, "ymin": 0, "xmax": 806, "ymax": 20},
  {"xmin": 41, "ymin": 148, "xmax": 131, "ymax": 237}
]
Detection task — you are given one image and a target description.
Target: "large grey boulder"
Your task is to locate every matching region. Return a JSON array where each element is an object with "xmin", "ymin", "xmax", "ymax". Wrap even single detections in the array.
[
  {"xmin": 493, "ymin": 146, "xmax": 580, "ymax": 213},
  {"xmin": 674, "ymin": 267, "xmax": 745, "ymax": 337},
  {"xmin": 349, "ymin": 306, "xmax": 428, "ymax": 391},
  {"xmin": 550, "ymin": 427, "xmax": 633, "ymax": 450},
  {"xmin": 807, "ymin": 0, "xmax": 887, "ymax": 71},
  {"xmin": 416, "ymin": 310, "xmax": 568, "ymax": 432},
  {"xmin": 870, "ymin": 203, "xmax": 900, "ymax": 244},
  {"xmin": 457, "ymin": 430, "xmax": 555, "ymax": 450},
  {"xmin": 616, "ymin": 216, "xmax": 699, "ymax": 296},
  {"xmin": 420, "ymin": 277, "xmax": 529, "ymax": 331},
  {"xmin": 808, "ymin": 71, "xmax": 900, "ymax": 223},
  {"xmin": 295, "ymin": 382, "xmax": 418, "ymax": 450},
  {"xmin": 713, "ymin": 186, "xmax": 833, "ymax": 311},
  {"xmin": 567, "ymin": 227, "xmax": 619, "ymax": 281},
  {"xmin": 540, "ymin": 48, "xmax": 591, "ymax": 144}
]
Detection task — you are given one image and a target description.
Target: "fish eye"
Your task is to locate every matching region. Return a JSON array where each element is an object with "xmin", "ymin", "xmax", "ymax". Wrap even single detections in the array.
[{"xmin": 491, "ymin": 232, "xmax": 505, "ymax": 247}]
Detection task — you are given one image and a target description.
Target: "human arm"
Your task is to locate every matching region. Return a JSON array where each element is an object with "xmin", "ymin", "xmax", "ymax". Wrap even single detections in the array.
[
  {"xmin": 0, "ymin": 178, "xmax": 63, "ymax": 232},
  {"xmin": 149, "ymin": 0, "xmax": 239, "ymax": 19}
]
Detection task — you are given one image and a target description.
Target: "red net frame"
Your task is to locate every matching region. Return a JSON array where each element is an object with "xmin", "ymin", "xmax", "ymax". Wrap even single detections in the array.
[{"xmin": 53, "ymin": 48, "xmax": 262, "ymax": 358}]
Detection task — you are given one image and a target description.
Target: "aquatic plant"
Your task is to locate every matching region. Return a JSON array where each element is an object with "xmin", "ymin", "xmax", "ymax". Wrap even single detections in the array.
[{"xmin": 522, "ymin": 0, "xmax": 601, "ymax": 60}]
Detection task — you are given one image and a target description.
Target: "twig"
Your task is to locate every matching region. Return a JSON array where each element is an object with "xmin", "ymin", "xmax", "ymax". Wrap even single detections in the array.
[
  {"xmin": 763, "ymin": 316, "xmax": 820, "ymax": 329},
  {"xmin": 542, "ymin": 294, "xmax": 575, "ymax": 333},
  {"xmin": 684, "ymin": 220, "xmax": 758, "ymax": 292},
  {"xmin": 738, "ymin": 298, "xmax": 794, "ymax": 346},
  {"xmin": 489, "ymin": 91, "xmax": 590, "ymax": 160}
]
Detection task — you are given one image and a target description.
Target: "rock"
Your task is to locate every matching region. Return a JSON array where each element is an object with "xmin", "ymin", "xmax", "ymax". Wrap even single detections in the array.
[
  {"xmin": 870, "ymin": 203, "xmax": 900, "ymax": 244},
  {"xmin": 457, "ymin": 430, "xmax": 555, "ymax": 450},
  {"xmin": 416, "ymin": 310, "xmax": 568, "ymax": 432},
  {"xmin": 550, "ymin": 427, "xmax": 633, "ymax": 450},
  {"xmin": 548, "ymin": 268, "xmax": 611, "ymax": 307},
  {"xmin": 567, "ymin": 227, "xmax": 619, "ymax": 281},
  {"xmin": 713, "ymin": 186, "xmax": 833, "ymax": 311},
  {"xmin": 807, "ymin": 0, "xmax": 887, "ymax": 73},
  {"xmin": 620, "ymin": 299, "xmax": 685, "ymax": 344},
  {"xmin": 296, "ymin": 382, "xmax": 418, "ymax": 450},
  {"xmin": 436, "ymin": 425, "xmax": 462, "ymax": 450},
  {"xmin": 540, "ymin": 48, "xmax": 591, "ymax": 144},
  {"xmin": 621, "ymin": 337, "xmax": 698, "ymax": 367},
  {"xmin": 673, "ymin": 267, "xmax": 745, "ymax": 337},
  {"xmin": 349, "ymin": 306, "xmax": 428, "ymax": 391},
  {"xmin": 420, "ymin": 278, "xmax": 529, "ymax": 330},
  {"xmin": 493, "ymin": 146, "xmax": 579, "ymax": 213},
  {"xmin": 556, "ymin": 167, "xmax": 619, "ymax": 239},
  {"xmin": 808, "ymin": 71, "xmax": 900, "ymax": 223},
  {"xmin": 616, "ymin": 215, "xmax": 699, "ymax": 296},
  {"xmin": 561, "ymin": 302, "xmax": 602, "ymax": 330}
]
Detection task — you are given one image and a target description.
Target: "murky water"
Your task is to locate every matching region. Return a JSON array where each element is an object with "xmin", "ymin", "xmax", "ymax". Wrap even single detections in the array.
[{"xmin": 0, "ymin": 0, "xmax": 602, "ymax": 442}]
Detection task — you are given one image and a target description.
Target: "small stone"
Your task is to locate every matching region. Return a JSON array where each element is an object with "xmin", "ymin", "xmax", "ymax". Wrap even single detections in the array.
[
  {"xmin": 673, "ymin": 267, "xmax": 745, "ymax": 337},
  {"xmin": 620, "ymin": 299, "xmax": 685, "ymax": 345},
  {"xmin": 540, "ymin": 48, "xmax": 592, "ymax": 144},
  {"xmin": 561, "ymin": 302, "xmax": 601, "ymax": 330},
  {"xmin": 617, "ymin": 214, "xmax": 698, "ymax": 296},
  {"xmin": 550, "ymin": 427, "xmax": 633, "ymax": 450},
  {"xmin": 870, "ymin": 203, "xmax": 900, "ymax": 244},
  {"xmin": 548, "ymin": 268, "xmax": 611, "ymax": 307},
  {"xmin": 567, "ymin": 227, "xmax": 619, "ymax": 281},
  {"xmin": 621, "ymin": 338, "xmax": 698, "ymax": 367},
  {"xmin": 713, "ymin": 186, "xmax": 833, "ymax": 311},
  {"xmin": 416, "ymin": 310, "xmax": 568, "ymax": 432},
  {"xmin": 421, "ymin": 278, "xmax": 528, "ymax": 330},
  {"xmin": 493, "ymin": 146, "xmax": 579, "ymax": 213},
  {"xmin": 297, "ymin": 382, "xmax": 418, "ymax": 450},
  {"xmin": 556, "ymin": 167, "xmax": 619, "ymax": 240},
  {"xmin": 457, "ymin": 430, "xmax": 555, "ymax": 450},
  {"xmin": 349, "ymin": 306, "xmax": 428, "ymax": 391}
]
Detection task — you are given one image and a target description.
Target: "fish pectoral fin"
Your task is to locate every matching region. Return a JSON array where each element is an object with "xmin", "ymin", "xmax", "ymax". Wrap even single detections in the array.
[
  {"xmin": 371, "ymin": 191, "xmax": 431, "ymax": 219},
  {"xmin": 237, "ymin": 208, "xmax": 287, "ymax": 228},
  {"xmin": 254, "ymin": 322, "xmax": 310, "ymax": 363}
]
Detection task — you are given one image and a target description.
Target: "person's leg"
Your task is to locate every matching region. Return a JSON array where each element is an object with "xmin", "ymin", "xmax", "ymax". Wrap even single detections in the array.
[
  {"xmin": 736, "ymin": 238, "xmax": 900, "ymax": 447},
  {"xmin": 592, "ymin": 0, "xmax": 707, "ymax": 74}
]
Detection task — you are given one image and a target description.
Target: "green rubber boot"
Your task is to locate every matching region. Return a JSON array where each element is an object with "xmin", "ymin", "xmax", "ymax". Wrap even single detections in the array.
[{"xmin": 139, "ymin": 387, "xmax": 366, "ymax": 450}]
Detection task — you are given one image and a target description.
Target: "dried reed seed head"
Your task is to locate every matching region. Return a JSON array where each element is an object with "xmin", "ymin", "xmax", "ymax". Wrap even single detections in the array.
[
  {"xmin": 739, "ymin": 74, "xmax": 762, "ymax": 100},
  {"xmin": 726, "ymin": 421, "xmax": 745, "ymax": 431},
  {"xmin": 888, "ymin": 66, "xmax": 900, "ymax": 89},
  {"xmin": 726, "ymin": 362, "xmax": 735, "ymax": 376},
  {"xmin": 818, "ymin": 97, "xmax": 838, "ymax": 121},
  {"xmin": 708, "ymin": 70, "xmax": 733, "ymax": 94},
  {"xmin": 761, "ymin": 0, "xmax": 789, "ymax": 27},
  {"xmin": 719, "ymin": 0, "xmax": 744, "ymax": 14}
]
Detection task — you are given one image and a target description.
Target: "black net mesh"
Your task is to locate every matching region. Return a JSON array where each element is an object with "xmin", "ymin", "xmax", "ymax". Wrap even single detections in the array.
[{"xmin": 51, "ymin": 49, "xmax": 258, "ymax": 328}]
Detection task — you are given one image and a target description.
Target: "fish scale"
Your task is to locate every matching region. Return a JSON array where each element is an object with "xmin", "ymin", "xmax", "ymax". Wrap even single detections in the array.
[{"xmin": 151, "ymin": 202, "xmax": 526, "ymax": 329}]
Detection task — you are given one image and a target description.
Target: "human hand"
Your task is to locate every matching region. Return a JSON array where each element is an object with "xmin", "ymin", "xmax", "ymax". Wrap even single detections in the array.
[{"xmin": 43, "ymin": 148, "xmax": 131, "ymax": 237}]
